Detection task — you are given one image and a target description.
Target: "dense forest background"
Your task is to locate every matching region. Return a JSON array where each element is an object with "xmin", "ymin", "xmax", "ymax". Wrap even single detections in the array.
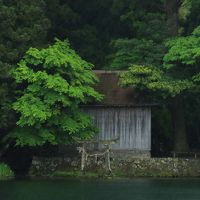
[{"xmin": 1, "ymin": 0, "xmax": 200, "ymax": 159}]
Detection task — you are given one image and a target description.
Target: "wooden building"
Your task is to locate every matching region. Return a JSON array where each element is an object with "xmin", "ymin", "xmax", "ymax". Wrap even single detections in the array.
[{"xmin": 82, "ymin": 70, "xmax": 152, "ymax": 158}]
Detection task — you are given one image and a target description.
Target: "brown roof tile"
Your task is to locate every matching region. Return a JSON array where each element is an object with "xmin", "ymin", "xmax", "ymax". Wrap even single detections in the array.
[{"xmin": 90, "ymin": 70, "xmax": 151, "ymax": 107}]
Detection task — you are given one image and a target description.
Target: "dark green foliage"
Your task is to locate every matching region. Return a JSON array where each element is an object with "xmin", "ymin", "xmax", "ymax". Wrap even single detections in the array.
[
  {"xmin": 0, "ymin": 0, "xmax": 200, "ymax": 153},
  {"xmin": 109, "ymin": 0, "xmax": 167, "ymax": 69},
  {"xmin": 0, "ymin": 0, "xmax": 50, "ymax": 131},
  {"xmin": 111, "ymin": 0, "xmax": 166, "ymax": 40},
  {"xmin": 109, "ymin": 39, "xmax": 165, "ymax": 69},
  {"xmin": 9, "ymin": 40, "xmax": 102, "ymax": 146},
  {"xmin": 0, "ymin": 0, "xmax": 50, "ymax": 64},
  {"xmin": 184, "ymin": 93, "xmax": 200, "ymax": 149},
  {"xmin": 181, "ymin": 0, "xmax": 199, "ymax": 34},
  {"xmin": 45, "ymin": 0, "xmax": 117, "ymax": 68},
  {"xmin": 151, "ymin": 106, "xmax": 174, "ymax": 156}
]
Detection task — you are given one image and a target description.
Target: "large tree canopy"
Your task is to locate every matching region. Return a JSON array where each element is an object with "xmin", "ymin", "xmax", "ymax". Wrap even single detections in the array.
[
  {"xmin": 120, "ymin": 25, "xmax": 200, "ymax": 151},
  {"xmin": 1, "ymin": 0, "xmax": 200, "ymax": 154},
  {"xmin": 8, "ymin": 40, "xmax": 102, "ymax": 146}
]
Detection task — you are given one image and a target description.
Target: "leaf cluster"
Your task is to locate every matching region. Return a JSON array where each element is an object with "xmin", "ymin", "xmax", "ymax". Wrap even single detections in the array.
[
  {"xmin": 120, "ymin": 26, "xmax": 200, "ymax": 97},
  {"xmin": 120, "ymin": 65, "xmax": 193, "ymax": 97},
  {"xmin": 109, "ymin": 39, "xmax": 165, "ymax": 69},
  {"xmin": 9, "ymin": 39, "xmax": 102, "ymax": 146}
]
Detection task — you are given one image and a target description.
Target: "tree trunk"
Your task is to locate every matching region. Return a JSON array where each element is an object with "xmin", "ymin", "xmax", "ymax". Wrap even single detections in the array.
[
  {"xmin": 172, "ymin": 96, "xmax": 189, "ymax": 151},
  {"xmin": 165, "ymin": 0, "xmax": 180, "ymax": 36},
  {"xmin": 165, "ymin": 0, "xmax": 189, "ymax": 152},
  {"xmin": 0, "ymin": 143, "xmax": 10, "ymax": 159}
]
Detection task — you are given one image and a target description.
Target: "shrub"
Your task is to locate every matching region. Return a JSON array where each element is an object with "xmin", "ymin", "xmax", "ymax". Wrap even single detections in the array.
[{"xmin": 0, "ymin": 163, "xmax": 14, "ymax": 180}]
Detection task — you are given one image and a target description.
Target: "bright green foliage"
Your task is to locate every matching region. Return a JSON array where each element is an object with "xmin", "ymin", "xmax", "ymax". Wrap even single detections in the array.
[
  {"xmin": 163, "ymin": 26, "xmax": 200, "ymax": 92},
  {"xmin": 0, "ymin": 163, "xmax": 14, "ymax": 179},
  {"xmin": 164, "ymin": 26, "xmax": 200, "ymax": 71},
  {"xmin": 9, "ymin": 39, "xmax": 102, "ymax": 146},
  {"xmin": 1, "ymin": 0, "xmax": 200, "ymax": 151},
  {"xmin": 120, "ymin": 25, "xmax": 200, "ymax": 97},
  {"xmin": 120, "ymin": 65, "xmax": 193, "ymax": 97}
]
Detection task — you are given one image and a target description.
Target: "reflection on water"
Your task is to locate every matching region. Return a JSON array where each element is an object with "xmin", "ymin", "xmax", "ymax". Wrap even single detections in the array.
[{"xmin": 0, "ymin": 178, "xmax": 200, "ymax": 200}]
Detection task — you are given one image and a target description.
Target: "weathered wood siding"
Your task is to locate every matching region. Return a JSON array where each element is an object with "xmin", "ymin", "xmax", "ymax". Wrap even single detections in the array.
[{"xmin": 84, "ymin": 107, "xmax": 151, "ymax": 151}]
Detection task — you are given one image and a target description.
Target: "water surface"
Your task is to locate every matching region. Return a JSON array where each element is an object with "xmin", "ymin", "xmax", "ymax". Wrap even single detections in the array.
[{"xmin": 0, "ymin": 178, "xmax": 200, "ymax": 200}]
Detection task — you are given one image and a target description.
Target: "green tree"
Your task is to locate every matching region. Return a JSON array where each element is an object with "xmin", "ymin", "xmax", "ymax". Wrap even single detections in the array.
[
  {"xmin": 111, "ymin": 0, "xmax": 196, "ymax": 152},
  {"xmin": 8, "ymin": 39, "xmax": 102, "ymax": 146},
  {"xmin": 109, "ymin": 39, "xmax": 165, "ymax": 69},
  {"xmin": 109, "ymin": 0, "xmax": 167, "ymax": 69},
  {"xmin": 120, "ymin": 26, "xmax": 200, "ymax": 151}
]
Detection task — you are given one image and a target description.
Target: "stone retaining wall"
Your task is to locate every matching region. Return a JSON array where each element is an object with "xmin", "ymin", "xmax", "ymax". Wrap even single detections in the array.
[{"xmin": 29, "ymin": 156, "xmax": 200, "ymax": 177}]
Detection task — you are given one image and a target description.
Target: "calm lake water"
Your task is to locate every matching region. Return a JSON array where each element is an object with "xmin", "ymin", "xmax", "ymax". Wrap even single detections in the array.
[{"xmin": 0, "ymin": 178, "xmax": 200, "ymax": 200}]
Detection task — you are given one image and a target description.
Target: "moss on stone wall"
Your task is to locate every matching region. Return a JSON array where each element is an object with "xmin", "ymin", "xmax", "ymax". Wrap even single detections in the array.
[{"xmin": 29, "ymin": 157, "xmax": 200, "ymax": 178}]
